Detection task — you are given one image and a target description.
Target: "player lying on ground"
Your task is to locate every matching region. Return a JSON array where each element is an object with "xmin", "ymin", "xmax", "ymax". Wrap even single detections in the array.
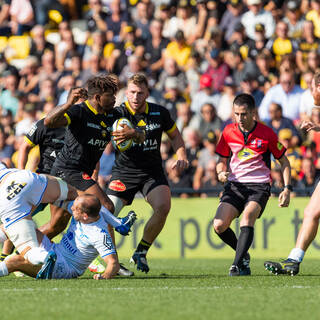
[
  {"xmin": 213, "ymin": 93, "xmax": 291, "ymax": 276},
  {"xmin": 0, "ymin": 194, "xmax": 119, "ymax": 280},
  {"xmin": 0, "ymin": 162, "xmax": 78, "ymax": 279},
  {"xmin": 264, "ymin": 72, "xmax": 320, "ymax": 276}
]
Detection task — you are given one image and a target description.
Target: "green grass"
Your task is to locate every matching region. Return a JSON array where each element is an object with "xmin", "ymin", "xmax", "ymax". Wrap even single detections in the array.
[{"xmin": 1, "ymin": 258, "xmax": 320, "ymax": 320}]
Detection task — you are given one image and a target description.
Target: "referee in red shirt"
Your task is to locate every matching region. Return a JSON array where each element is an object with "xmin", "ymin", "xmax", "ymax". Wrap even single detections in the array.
[{"xmin": 213, "ymin": 93, "xmax": 292, "ymax": 276}]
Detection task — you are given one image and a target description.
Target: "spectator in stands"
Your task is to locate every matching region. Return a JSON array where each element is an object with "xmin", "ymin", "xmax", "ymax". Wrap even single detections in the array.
[
  {"xmin": 219, "ymin": 0, "xmax": 243, "ymax": 43},
  {"xmin": 296, "ymin": 20, "xmax": 320, "ymax": 73},
  {"xmin": 0, "ymin": 73, "xmax": 19, "ymax": 117},
  {"xmin": 36, "ymin": 78, "xmax": 56, "ymax": 104},
  {"xmin": 29, "ymin": 25, "xmax": 54, "ymax": 61},
  {"xmin": 176, "ymin": 101, "xmax": 193, "ymax": 133},
  {"xmin": 190, "ymin": 102, "xmax": 222, "ymax": 140},
  {"xmin": 15, "ymin": 102, "xmax": 37, "ymax": 137},
  {"xmin": 164, "ymin": 30, "xmax": 191, "ymax": 70},
  {"xmin": 85, "ymin": 0, "xmax": 108, "ymax": 37},
  {"xmin": 156, "ymin": 58, "xmax": 187, "ymax": 93},
  {"xmin": 0, "ymin": 0, "xmax": 11, "ymax": 36},
  {"xmin": 119, "ymin": 55, "xmax": 144, "ymax": 86},
  {"xmin": 297, "ymin": 157, "xmax": 320, "ymax": 189},
  {"xmin": 204, "ymin": 48, "xmax": 229, "ymax": 92},
  {"xmin": 134, "ymin": 1, "xmax": 152, "ymax": 42},
  {"xmin": 259, "ymin": 71, "xmax": 304, "ymax": 121},
  {"xmin": 305, "ymin": 50, "xmax": 320, "ymax": 74},
  {"xmin": 0, "ymin": 125, "xmax": 13, "ymax": 167},
  {"xmin": 9, "ymin": 0, "xmax": 34, "ymax": 35},
  {"xmin": 239, "ymin": 73, "xmax": 264, "ymax": 107},
  {"xmin": 145, "ymin": 19, "xmax": 170, "ymax": 81},
  {"xmin": 266, "ymin": 21, "xmax": 298, "ymax": 66},
  {"xmin": 18, "ymin": 56, "xmax": 39, "ymax": 96},
  {"xmin": 201, "ymin": 159, "xmax": 219, "ymax": 197},
  {"xmin": 38, "ymin": 50, "xmax": 60, "ymax": 83},
  {"xmin": 190, "ymin": 74, "xmax": 220, "ymax": 115},
  {"xmin": 57, "ymin": 74, "xmax": 76, "ymax": 105},
  {"xmin": 105, "ymin": 0, "xmax": 128, "ymax": 43},
  {"xmin": 299, "ymin": 70, "xmax": 315, "ymax": 120},
  {"xmin": 193, "ymin": 130, "xmax": 219, "ymax": 191},
  {"xmin": 241, "ymin": 0, "xmax": 275, "ymax": 40},
  {"xmin": 166, "ymin": 156, "xmax": 192, "ymax": 198},
  {"xmin": 246, "ymin": 23, "xmax": 268, "ymax": 61},
  {"xmin": 266, "ymin": 102, "xmax": 301, "ymax": 147},
  {"xmin": 283, "ymin": 0, "xmax": 304, "ymax": 39},
  {"xmin": 80, "ymin": 54, "xmax": 105, "ymax": 84},
  {"xmin": 306, "ymin": 0, "xmax": 320, "ymax": 38},
  {"xmin": 82, "ymin": 31, "xmax": 106, "ymax": 69}
]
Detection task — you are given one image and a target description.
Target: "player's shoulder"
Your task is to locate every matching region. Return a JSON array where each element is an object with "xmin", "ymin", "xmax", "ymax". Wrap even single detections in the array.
[
  {"xmin": 255, "ymin": 121, "xmax": 276, "ymax": 136},
  {"xmin": 222, "ymin": 123, "xmax": 237, "ymax": 134},
  {"xmin": 147, "ymin": 101, "xmax": 166, "ymax": 113}
]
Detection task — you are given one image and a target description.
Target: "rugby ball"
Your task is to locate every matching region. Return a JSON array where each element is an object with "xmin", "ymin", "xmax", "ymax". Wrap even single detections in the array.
[{"xmin": 111, "ymin": 118, "xmax": 133, "ymax": 152}]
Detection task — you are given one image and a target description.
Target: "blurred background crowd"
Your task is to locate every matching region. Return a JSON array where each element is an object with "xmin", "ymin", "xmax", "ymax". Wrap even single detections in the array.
[{"xmin": 0, "ymin": 0, "xmax": 320, "ymax": 197}]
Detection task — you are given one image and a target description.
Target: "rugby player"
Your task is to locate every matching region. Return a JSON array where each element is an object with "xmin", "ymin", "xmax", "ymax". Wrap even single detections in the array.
[
  {"xmin": 213, "ymin": 93, "xmax": 292, "ymax": 276},
  {"xmin": 264, "ymin": 72, "xmax": 320, "ymax": 276},
  {"xmin": 0, "ymin": 162, "xmax": 78, "ymax": 279},
  {"xmin": 0, "ymin": 194, "xmax": 120, "ymax": 280},
  {"xmin": 44, "ymin": 75, "xmax": 143, "ymax": 275},
  {"xmin": 106, "ymin": 73, "xmax": 189, "ymax": 273}
]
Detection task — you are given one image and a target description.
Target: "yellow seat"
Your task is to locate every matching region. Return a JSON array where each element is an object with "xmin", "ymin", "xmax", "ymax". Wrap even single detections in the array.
[
  {"xmin": 8, "ymin": 36, "xmax": 30, "ymax": 59},
  {"xmin": 0, "ymin": 36, "xmax": 7, "ymax": 53}
]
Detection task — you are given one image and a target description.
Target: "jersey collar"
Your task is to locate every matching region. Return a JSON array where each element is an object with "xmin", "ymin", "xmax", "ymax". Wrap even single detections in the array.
[
  {"xmin": 85, "ymin": 100, "xmax": 98, "ymax": 115},
  {"xmin": 125, "ymin": 101, "xmax": 149, "ymax": 115}
]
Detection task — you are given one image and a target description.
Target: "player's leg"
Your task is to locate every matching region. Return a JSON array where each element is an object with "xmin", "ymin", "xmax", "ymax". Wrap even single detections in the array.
[
  {"xmin": 265, "ymin": 183, "xmax": 320, "ymax": 276},
  {"xmin": 0, "ymin": 239, "xmax": 14, "ymax": 261},
  {"xmin": 130, "ymin": 185, "xmax": 171, "ymax": 273}
]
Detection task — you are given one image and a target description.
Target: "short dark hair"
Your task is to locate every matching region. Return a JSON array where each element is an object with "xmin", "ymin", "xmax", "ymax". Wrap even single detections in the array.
[
  {"xmin": 86, "ymin": 75, "xmax": 118, "ymax": 99},
  {"xmin": 314, "ymin": 72, "xmax": 320, "ymax": 86},
  {"xmin": 79, "ymin": 194, "xmax": 101, "ymax": 218},
  {"xmin": 128, "ymin": 73, "xmax": 148, "ymax": 89},
  {"xmin": 233, "ymin": 93, "xmax": 256, "ymax": 111}
]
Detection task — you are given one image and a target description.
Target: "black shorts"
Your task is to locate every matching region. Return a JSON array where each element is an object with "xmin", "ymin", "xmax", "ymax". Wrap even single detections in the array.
[
  {"xmin": 51, "ymin": 166, "xmax": 96, "ymax": 191},
  {"xmin": 220, "ymin": 181, "xmax": 271, "ymax": 217},
  {"xmin": 106, "ymin": 169, "xmax": 169, "ymax": 205}
]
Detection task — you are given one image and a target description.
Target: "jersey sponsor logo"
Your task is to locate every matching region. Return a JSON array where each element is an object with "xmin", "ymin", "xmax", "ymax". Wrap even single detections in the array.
[
  {"xmin": 100, "ymin": 121, "xmax": 107, "ymax": 128},
  {"xmin": 62, "ymin": 235, "xmax": 77, "ymax": 254},
  {"xmin": 88, "ymin": 138, "xmax": 108, "ymax": 149},
  {"xmin": 6, "ymin": 181, "xmax": 27, "ymax": 200},
  {"xmin": 149, "ymin": 112, "xmax": 160, "ymax": 115},
  {"xmin": 133, "ymin": 138, "xmax": 158, "ymax": 151},
  {"xmin": 50, "ymin": 150, "xmax": 57, "ymax": 158},
  {"xmin": 109, "ymin": 180, "xmax": 126, "ymax": 192},
  {"xmin": 52, "ymin": 139, "xmax": 64, "ymax": 144},
  {"xmin": 87, "ymin": 123, "xmax": 101, "ymax": 129},
  {"xmin": 137, "ymin": 119, "xmax": 146, "ymax": 126},
  {"xmin": 237, "ymin": 148, "xmax": 255, "ymax": 162},
  {"xmin": 82, "ymin": 172, "xmax": 91, "ymax": 180},
  {"xmin": 101, "ymin": 130, "xmax": 107, "ymax": 138},
  {"xmin": 277, "ymin": 142, "xmax": 284, "ymax": 150},
  {"xmin": 27, "ymin": 123, "xmax": 37, "ymax": 136},
  {"xmin": 145, "ymin": 123, "xmax": 161, "ymax": 131},
  {"xmin": 250, "ymin": 139, "xmax": 262, "ymax": 148}
]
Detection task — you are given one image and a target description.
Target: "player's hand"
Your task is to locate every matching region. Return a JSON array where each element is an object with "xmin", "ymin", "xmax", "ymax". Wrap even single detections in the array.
[
  {"xmin": 171, "ymin": 159, "xmax": 189, "ymax": 175},
  {"xmin": 217, "ymin": 171, "xmax": 229, "ymax": 183},
  {"xmin": 66, "ymin": 87, "xmax": 88, "ymax": 106},
  {"xmin": 93, "ymin": 274, "xmax": 105, "ymax": 280},
  {"xmin": 278, "ymin": 189, "xmax": 290, "ymax": 207},
  {"xmin": 300, "ymin": 120, "xmax": 320, "ymax": 132},
  {"xmin": 112, "ymin": 124, "xmax": 135, "ymax": 144}
]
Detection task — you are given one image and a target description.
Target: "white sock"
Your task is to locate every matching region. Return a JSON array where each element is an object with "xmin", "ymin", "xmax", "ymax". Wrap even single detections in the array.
[
  {"xmin": 24, "ymin": 247, "xmax": 48, "ymax": 265},
  {"xmin": 0, "ymin": 261, "xmax": 9, "ymax": 276},
  {"xmin": 288, "ymin": 248, "xmax": 305, "ymax": 262},
  {"xmin": 100, "ymin": 206, "xmax": 121, "ymax": 228},
  {"xmin": 0, "ymin": 228, "xmax": 8, "ymax": 243}
]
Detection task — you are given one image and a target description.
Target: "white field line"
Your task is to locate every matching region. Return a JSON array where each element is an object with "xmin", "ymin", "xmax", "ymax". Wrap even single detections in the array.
[{"xmin": 0, "ymin": 285, "xmax": 315, "ymax": 292}]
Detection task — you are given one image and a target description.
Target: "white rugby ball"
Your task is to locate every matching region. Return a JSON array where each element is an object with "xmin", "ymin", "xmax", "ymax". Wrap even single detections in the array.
[{"xmin": 111, "ymin": 118, "xmax": 133, "ymax": 152}]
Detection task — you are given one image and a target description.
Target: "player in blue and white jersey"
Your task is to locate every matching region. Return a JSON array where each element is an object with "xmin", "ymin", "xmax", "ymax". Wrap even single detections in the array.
[{"xmin": 0, "ymin": 194, "xmax": 119, "ymax": 279}]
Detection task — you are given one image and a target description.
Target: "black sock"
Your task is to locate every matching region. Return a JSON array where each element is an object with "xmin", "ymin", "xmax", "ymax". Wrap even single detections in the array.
[
  {"xmin": 0, "ymin": 253, "xmax": 8, "ymax": 261},
  {"xmin": 215, "ymin": 228, "xmax": 238, "ymax": 251},
  {"xmin": 136, "ymin": 239, "xmax": 152, "ymax": 254},
  {"xmin": 233, "ymin": 226, "xmax": 254, "ymax": 266}
]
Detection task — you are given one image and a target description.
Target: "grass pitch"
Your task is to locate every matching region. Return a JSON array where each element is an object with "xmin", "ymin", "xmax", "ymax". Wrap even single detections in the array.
[{"xmin": 1, "ymin": 258, "xmax": 319, "ymax": 320}]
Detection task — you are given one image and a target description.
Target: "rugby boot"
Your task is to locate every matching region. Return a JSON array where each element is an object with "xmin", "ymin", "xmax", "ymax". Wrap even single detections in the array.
[
  {"xmin": 264, "ymin": 259, "xmax": 300, "ymax": 276},
  {"xmin": 229, "ymin": 264, "xmax": 240, "ymax": 276},
  {"xmin": 117, "ymin": 263, "xmax": 134, "ymax": 276},
  {"xmin": 130, "ymin": 250, "xmax": 149, "ymax": 273},
  {"xmin": 36, "ymin": 251, "xmax": 57, "ymax": 279},
  {"xmin": 239, "ymin": 252, "xmax": 251, "ymax": 276},
  {"xmin": 115, "ymin": 211, "xmax": 137, "ymax": 236}
]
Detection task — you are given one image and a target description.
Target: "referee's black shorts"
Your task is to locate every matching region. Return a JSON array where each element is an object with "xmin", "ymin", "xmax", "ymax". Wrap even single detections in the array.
[
  {"xmin": 220, "ymin": 181, "xmax": 271, "ymax": 217},
  {"xmin": 106, "ymin": 169, "xmax": 169, "ymax": 205}
]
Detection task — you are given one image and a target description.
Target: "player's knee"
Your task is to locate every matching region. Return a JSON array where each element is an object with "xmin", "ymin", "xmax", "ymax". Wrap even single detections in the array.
[
  {"xmin": 303, "ymin": 206, "xmax": 320, "ymax": 220},
  {"xmin": 155, "ymin": 202, "xmax": 170, "ymax": 217},
  {"xmin": 213, "ymin": 219, "xmax": 227, "ymax": 234}
]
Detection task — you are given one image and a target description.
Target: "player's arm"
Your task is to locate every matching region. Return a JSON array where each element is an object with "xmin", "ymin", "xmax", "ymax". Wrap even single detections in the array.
[
  {"xmin": 93, "ymin": 253, "xmax": 120, "ymax": 280},
  {"xmin": 167, "ymin": 127, "xmax": 189, "ymax": 174},
  {"xmin": 17, "ymin": 138, "xmax": 34, "ymax": 169},
  {"xmin": 300, "ymin": 119, "xmax": 320, "ymax": 132},
  {"xmin": 44, "ymin": 87, "xmax": 88, "ymax": 128},
  {"xmin": 92, "ymin": 161, "xmax": 100, "ymax": 182},
  {"xmin": 277, "ymin": 154, "xmax": 292, "ymax": 208},
  {"xmin": 216, "ymin": 156, "xmax": 230, "ymax": 183}
]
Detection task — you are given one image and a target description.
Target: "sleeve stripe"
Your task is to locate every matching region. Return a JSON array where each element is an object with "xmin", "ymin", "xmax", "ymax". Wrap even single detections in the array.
[
  {"xmin": 24, "ymin": 136, "xmax": 35, "ymax": 147},
  {"xmin": 166, "ymin": 123, "xmax": 177, "ymax": 134},
  {"xmin": 100, "ymin": 251, "xmax": 117, "ymax": 258},
  {"xmin": 64, "ymin": 113, "xmax": 71, "ymax": 125}
]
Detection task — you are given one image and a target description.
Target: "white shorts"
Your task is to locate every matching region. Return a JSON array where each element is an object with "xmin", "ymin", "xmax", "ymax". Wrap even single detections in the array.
[
  {"xmin": 0, "ymin": 170, "xmax": 47, "ymax": 228},
  {"xmin": 41, "ymin": 235, "xmax": 79, "ymax": 279}
]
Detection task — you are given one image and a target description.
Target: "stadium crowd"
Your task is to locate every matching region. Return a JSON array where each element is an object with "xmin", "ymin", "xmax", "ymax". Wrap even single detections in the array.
[{"xmin": 0, "ymin": 0, "xmax": 320, "ymax": 197}]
